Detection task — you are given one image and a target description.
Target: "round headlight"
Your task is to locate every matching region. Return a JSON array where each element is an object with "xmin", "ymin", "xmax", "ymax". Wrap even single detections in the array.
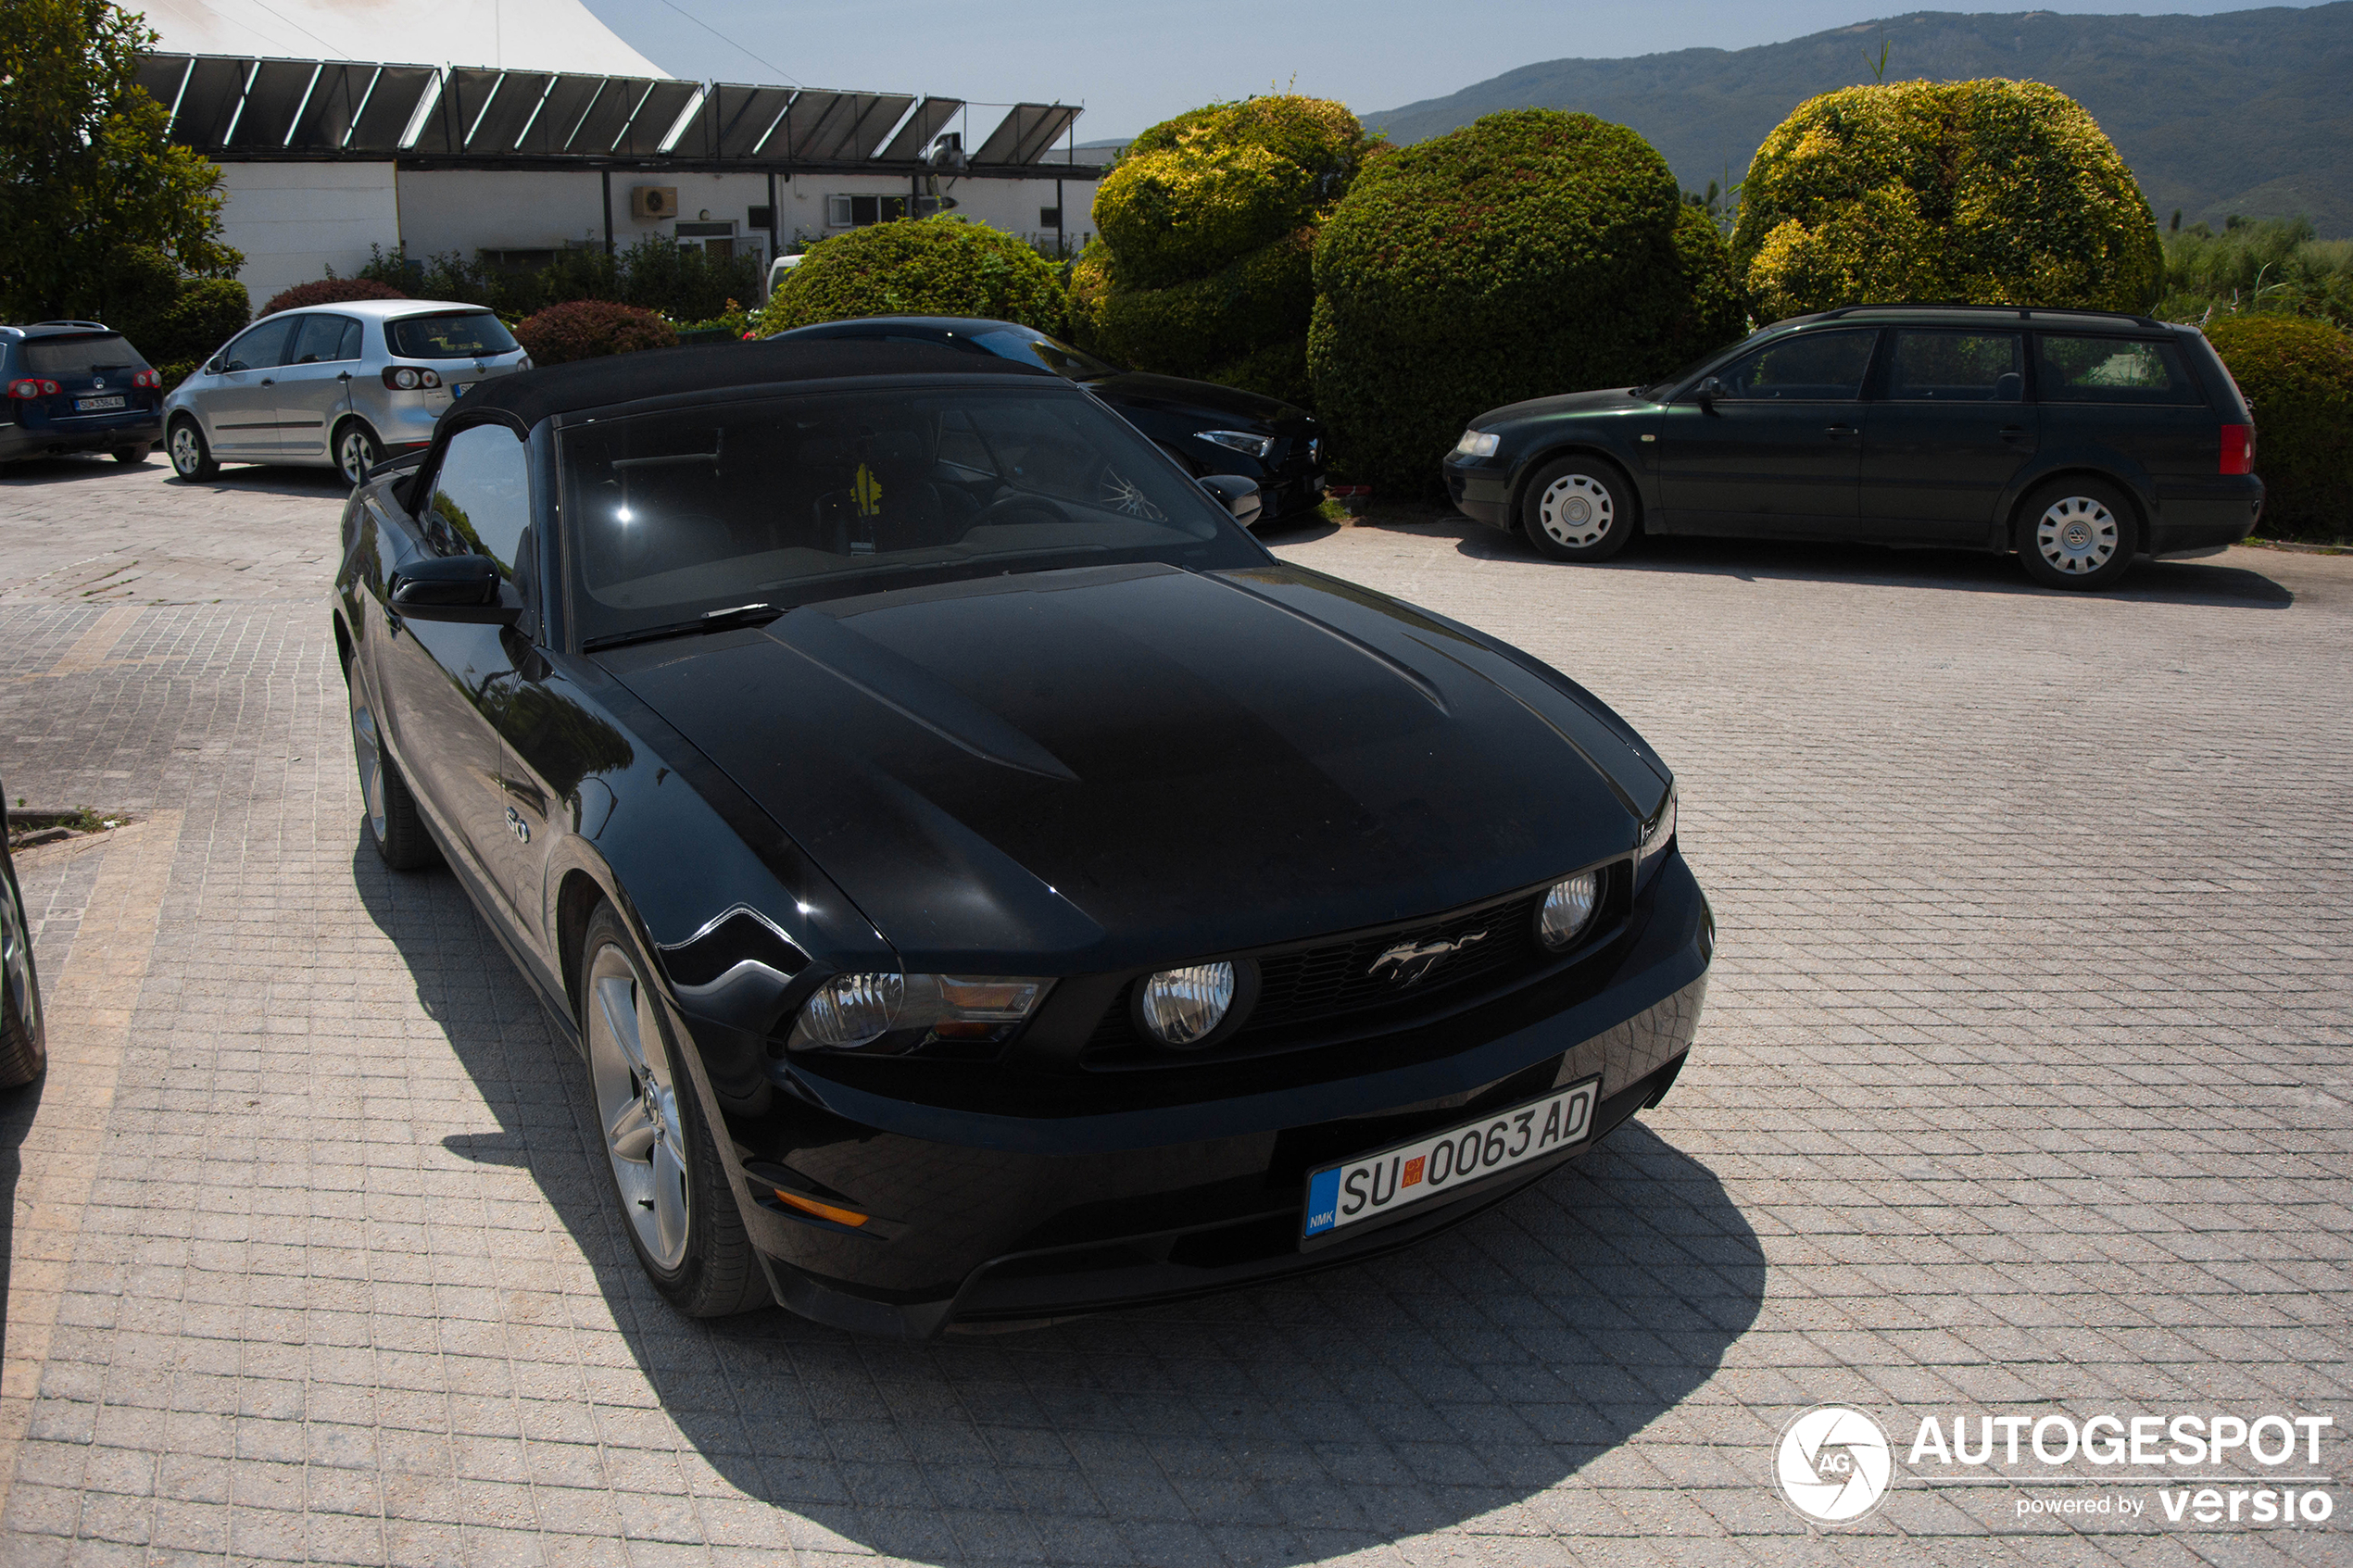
[
  {"xmin": 1138, "ymin": 962, "xmax": 1235, "ymax": 1047},
  {"xmin": 800, "ymin": 972, "xmax": 903, "ymax": 1047},
  {"xmin": 1537, "ymin": 872, "xmax": 1600, "ymax": 950}
]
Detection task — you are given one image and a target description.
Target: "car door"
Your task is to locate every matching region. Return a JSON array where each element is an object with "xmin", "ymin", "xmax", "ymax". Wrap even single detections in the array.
[
  {"xmin": 202, "ymin": 318, "xmax": 297, "ymax": 456},
  {"xmin": 1655, "ymin": 328, "xmax": 1880, "ymax": 534},
  {"xmin": 374, "ymin": 424, "xmax": 538, "ymax": 922},
  {"xmin": 1856, "ymin": 328, "xmax": 2036, "ymax": 546},
  {"xmin": 270, "ymin": 314, "xmax": 363, "ymax": 461}
]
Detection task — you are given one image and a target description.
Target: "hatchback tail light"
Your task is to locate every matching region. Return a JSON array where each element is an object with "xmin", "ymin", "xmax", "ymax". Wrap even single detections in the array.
[
  {"xmin": 132, "ymin": 369, "xmax": 162, "ymax": 389},
  {"xmin": 382, "ymin": 366, "xmax": 442, "ymax": 391},
  {"xmin": 7, "ymin": 379, "xmax": 61, "ymax": 399},
  {"xmin": 2219, "ymin": 423, "xmax": 2255, "ymax": 475}
]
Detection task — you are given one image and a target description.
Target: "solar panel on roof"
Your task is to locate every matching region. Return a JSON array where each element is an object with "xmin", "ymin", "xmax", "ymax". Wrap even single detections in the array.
[
  {"xmin": 971, "ymin": 103, "xmax": 1080, "ymax": 166},
  {"xmin": 878, "ymin": 97, "xmax": 963, "ymax": 161}
]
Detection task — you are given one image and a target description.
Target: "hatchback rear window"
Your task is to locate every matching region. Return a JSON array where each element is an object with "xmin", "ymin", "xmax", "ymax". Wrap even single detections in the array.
[
  {"xmin": 387, "ymin": 312, "xmax": 519, "ymax": 359},
  {"xmin": 2036, "ymin": 335, "xmax": 2203, "ymax": 405},
  {"xmin": 20, "ymin": 334, "xmax": 149, "ymax": 375}
]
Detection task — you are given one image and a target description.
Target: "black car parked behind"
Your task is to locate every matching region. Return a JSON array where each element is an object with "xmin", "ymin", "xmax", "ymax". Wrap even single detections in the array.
[
  {"xmin": 774, "ymin": 317, "xmax": 1330, "ymax": 528},
  {"xmin": 0, "ymin": 322, "xmax": 167, "ymax": 469},
  {"xmin": 1442, "ymin": 305, "xmax": 2264, "ymax": 591}
]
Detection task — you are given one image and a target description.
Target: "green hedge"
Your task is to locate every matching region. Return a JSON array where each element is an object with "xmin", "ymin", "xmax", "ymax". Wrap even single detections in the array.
[
  {"xmin": 1309, "ymin": 109, "xmax": 1746, "ymax": 493},
  {"xmin": 1734, "ymin": 79, "xmax": 2162, "ymax": 322},
  {"xmin": 2206, "ymin": 314, "xmax": 2353, "ymax": 540},
  {"xmin": 761, "ymin": 217, "xmax": 1065, "ymax": 334},
  {"xmin": 1076, "ymin": 95, "xmax": 1371, "ymax": 408}
]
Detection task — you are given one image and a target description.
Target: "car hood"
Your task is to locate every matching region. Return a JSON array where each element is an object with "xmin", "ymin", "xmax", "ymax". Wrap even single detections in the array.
[
  {"xmin": 1476, "ymin": 386, "xmax": 1655, "ymax": 426},
  {"xmin": 1083, "ymin": 370, "xmax": 1315, "ymax": 434},
  {"xmin": 603, "ymin": 562, "xmax": 1666, "ymax": 972}
]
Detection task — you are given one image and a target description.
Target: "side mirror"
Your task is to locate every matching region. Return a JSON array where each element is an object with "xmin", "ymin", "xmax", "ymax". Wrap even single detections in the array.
[
  {"xmin": 389, "ymin": 555, "xmax": 517, "ymax": 623},
  {"xmin": 1696, "ymin": 376, "xmax": 1724, "ymax": 412},
  {"xmin": 204, "ymin": 358, "xmax": 222, "ymax": 375},
  {"xmin": 1197, "ymin": 472, "xmax": 1264, "ymax": 529}
]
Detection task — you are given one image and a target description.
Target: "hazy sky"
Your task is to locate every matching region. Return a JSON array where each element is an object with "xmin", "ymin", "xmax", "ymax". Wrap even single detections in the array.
[{"xmin": 573, "ymin": 0, "xmax": 2332, "ymax": 141}]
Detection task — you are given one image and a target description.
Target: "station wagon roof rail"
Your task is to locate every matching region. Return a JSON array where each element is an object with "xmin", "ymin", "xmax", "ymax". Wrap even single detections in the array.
[{"xmin": 1810, "ymin": 303, "xmax": 2167, "ymax": 330}]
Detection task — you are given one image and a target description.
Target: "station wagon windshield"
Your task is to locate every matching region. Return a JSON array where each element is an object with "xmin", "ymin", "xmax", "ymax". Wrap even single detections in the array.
[{"xmin": 560, "ymin": 384, "xmax": 1259, "ymax": 646}]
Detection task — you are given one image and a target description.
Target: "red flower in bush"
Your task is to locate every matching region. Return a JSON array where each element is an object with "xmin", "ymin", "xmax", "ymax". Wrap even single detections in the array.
[
  {"xmin": 259, "ymin": 278, "xmax": 407, "ymax": 317},
  {"xmin": 512, "ymin": 299, "xmax": 679, "ymax": 365}
]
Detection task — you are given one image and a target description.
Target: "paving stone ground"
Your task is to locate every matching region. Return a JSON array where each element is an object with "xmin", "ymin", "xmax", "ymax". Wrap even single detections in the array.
[{"xmin": 0, "ymin": 451, "xmax": 2347, "ymax": 1567}]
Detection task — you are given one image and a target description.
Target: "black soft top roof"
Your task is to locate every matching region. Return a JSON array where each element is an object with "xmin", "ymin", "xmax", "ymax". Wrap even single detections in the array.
[{"xmin": 451, "ymin": 338, "xmax": 1053, "ymax": 431}]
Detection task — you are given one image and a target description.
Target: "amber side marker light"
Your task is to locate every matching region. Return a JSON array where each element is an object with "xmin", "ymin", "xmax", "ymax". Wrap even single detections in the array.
[{"xmin": 773, "ymin": 1188, "xmax": 869, "ymax": 1227}]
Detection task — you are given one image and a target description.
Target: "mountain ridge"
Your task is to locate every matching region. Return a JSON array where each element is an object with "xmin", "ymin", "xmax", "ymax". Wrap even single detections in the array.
[{"xmin": 1362, "ymin": 5, "xmax": 2353, "ymax": 235}]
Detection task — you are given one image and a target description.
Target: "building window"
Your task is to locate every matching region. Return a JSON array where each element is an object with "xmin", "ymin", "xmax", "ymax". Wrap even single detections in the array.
[
  {"xmin": 1040, "ymin": 207, "xmax": 1063, "ymax": 229},
  {"xmin": 827, "ymin": 194, "xmax": 910, "ymax": 228},
  {"xmin": 748, "ymin": 204, "xmax": 775, "ymax": 230}
]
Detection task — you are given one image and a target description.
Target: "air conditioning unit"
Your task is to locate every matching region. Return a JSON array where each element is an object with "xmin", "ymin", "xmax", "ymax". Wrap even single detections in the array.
[{"xmin": 630, "ymin": 185, "xmax": 678, "ymax": 220}]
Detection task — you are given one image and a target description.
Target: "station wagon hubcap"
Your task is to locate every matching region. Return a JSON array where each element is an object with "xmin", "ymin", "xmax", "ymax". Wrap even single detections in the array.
[
  {"xmin": 587, "ymin": 946, "xmax": 690, "ymax": 1270},
  {"xmin": 1539, "ymin": 474, "xmax": 1614, "ymax": 547},
  {"xmin": 2036, "ymin": 496, "xmax": 2118, "ymax": 574},
  {"xmin": 169, "ymin": 425, "xmax": 201, "ymax": 475},
  {"xmin": 347, "ymin": 682, "xmax": 385, "ymax": 842}
]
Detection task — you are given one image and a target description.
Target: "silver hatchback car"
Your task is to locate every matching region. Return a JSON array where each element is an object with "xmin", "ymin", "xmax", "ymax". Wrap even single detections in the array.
[{"xmin": 163, "ymin": 299, "xmax": 532, "ymax": 484}]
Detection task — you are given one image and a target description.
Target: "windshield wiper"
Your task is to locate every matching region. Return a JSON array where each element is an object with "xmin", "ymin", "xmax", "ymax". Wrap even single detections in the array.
[{"xmin": 581, "ymin": 601, "xmax": 780, "ymax": 654}]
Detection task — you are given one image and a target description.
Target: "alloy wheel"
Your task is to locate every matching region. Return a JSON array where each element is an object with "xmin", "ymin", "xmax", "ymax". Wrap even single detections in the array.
[
  {"xmin": 586, "ymin": 944, "xmax": 691, "ymax": 1270},
  {"xmin": 337, "ymin": 425, "xmax": 381, "ymax": 485},
  {"xmin": 2035, "ymin": 495, "xmax": 2119, "ymax": 576},
  {"xmin": 1539, "ymin": 474, "xmax": 1615, "ymax": 548},
  {"xmin": 347, "ymin": 680, "xmax": 385, "ymax": 844},
  {"xmin": 169, "ymin": 424, "xmax": 203, "ymax": 477}
]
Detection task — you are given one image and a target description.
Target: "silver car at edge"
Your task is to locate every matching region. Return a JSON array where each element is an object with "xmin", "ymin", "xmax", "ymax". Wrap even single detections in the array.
[{"xmin": 162, "ymin": 298, "xmax": 532, "ymax": 484}]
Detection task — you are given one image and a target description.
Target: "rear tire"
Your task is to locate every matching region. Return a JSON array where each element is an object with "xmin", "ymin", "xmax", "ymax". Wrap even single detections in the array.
[
  {"xmin": 333, "ymin": 420, "xmax": 384, "ymax": 485},
  {"xmin": 167, "ymin": 418, "xmax": 218, "ymax": 482},
  {"xmin": 1521, "ymin": 456, "xmax": 1636, "ymax": 562},
  {"xmin": 112, "ymin": 444, "xmax": 150, "ymax": 465},
  {"xmin": 349, "ymin": 673, "xmax": 438, "ymax": 871},
  {"xmin": 578, "ymin": 901, "xmax": 768, "ymax": 1318},
  {"xmin": 0, "ymin": 868, "xmax": 45, "ymax": 1089},
  {"xmin": 2017, "ymin": 478, "xmax": 2137, "ymax": 591}
]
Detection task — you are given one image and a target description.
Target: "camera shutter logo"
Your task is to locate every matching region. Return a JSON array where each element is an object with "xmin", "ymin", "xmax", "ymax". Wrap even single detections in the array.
[{"xmin": 1776, "ymin": 1406, "xmax": 1894, "ymax": 1524}]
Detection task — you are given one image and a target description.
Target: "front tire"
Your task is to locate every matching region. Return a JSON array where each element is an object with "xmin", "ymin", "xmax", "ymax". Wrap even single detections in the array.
[
  {"xmin": 1521, "ymin": 457, "xmax": 1635, "ymax": 562},
  {"xmin": 167, "ymin": 418, "xmax": 218, "ymax": 482},
  {"xmin": 2018, "ymin": 479, "xmax": 2137, "ymax": 590},
  {"xmin": 579, "ymin": 902, "xmax": 767, "ymax": 1318},
  {"xmin": 0, "ymin": 868, "xmax": 45, "ymax": 1089},
  {"xmin": 334, "ymin": 420, "xmax": 384, "ymax": 485},
  {"xmin": 348, "ymin": 672, "xmax": 438, "ymax": 870}
]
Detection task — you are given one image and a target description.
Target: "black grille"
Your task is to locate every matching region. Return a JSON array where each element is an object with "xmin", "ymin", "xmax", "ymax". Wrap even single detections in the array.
[{"xmin": 1083, "ymin": 884, "xmax": 1575, "ymax": 1066}]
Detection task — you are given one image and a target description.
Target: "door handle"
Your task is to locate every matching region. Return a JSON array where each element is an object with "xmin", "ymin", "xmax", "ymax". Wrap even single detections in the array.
[
  {"xmin": 1999, "ymin": 424, "xmax": 2032, "ymax": 443},
  {"xmin": 1824, "ymin": 424, "xmax": 1858, "ymax": 438},
  {"xmin": 337, "ymin": 371, "xmax": 353, "ymax": 383},
  {"xmin": 259, "ymin": 378, "xmax": 274, "ymax": 386}
]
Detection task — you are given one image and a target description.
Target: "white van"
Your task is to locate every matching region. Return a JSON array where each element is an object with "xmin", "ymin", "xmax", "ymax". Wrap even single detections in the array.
[{"xmin": 764, "ymin": 253, "xmax": 804, "ymax": 297}]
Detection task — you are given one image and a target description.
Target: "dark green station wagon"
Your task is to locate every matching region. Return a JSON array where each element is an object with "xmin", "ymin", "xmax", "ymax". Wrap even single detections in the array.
[{"xmin": 1441, "ymin": 305, "xmax": 2263, "ymax": 591}]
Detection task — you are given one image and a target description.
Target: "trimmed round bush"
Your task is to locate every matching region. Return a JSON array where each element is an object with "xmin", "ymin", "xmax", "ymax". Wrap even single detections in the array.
[
  {"xmin": 1309, "ymin": 108, "xmax": 1746, "ymax": 493},
  {"xmin": 512, "ymin": 299, "xmax": 676, "ymax": 365},
  {"xmin": 260, "ymin": 277, "xmax": 406, "ymax": 317},
  {"xmin": 761, "ymin": 217, "xmax": 1066, "ymax": 335},
  {"xmin": 2205, "ymin": 314, "xmax": 2353, "ymax": 540},
  {"xmin": 1734, "ymin": 80, "xmax": 2162, "ymax": 322},
  {"xmin": 1077, "ymin": 95, "xmax": 1371, "ymax": 407}
]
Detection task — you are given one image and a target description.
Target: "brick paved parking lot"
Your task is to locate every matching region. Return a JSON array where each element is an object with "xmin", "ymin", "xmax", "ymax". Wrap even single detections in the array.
[{"xmin": 0, "ymin": 453, "xmax": 2347, "ymax": 1567}]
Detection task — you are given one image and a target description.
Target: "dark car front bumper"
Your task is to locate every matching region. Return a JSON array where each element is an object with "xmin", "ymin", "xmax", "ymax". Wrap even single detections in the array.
[
  {"xmin": 734, "ymin": 853, "xmax": 1713, "ymax": 1338},
  {"xmin": 1443, "ymin": 456, "xmax": 1516, "ymax": 531}
]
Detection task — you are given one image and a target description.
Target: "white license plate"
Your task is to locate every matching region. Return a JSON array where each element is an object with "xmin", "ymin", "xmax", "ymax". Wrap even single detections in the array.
[
  {"xmin": 74, "ymin": 395, "xmax": 126, "ymax": 411},
  {"xmin": 1302, "ymin": 1075, "xmax": 1600, "ymax": 1240}
]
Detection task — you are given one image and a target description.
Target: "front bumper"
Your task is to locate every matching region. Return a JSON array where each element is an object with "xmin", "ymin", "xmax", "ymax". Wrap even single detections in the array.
[
  {"xmin": 736, "ymin": 853, "xmax": 1713, "ymax": 1337},
  {"xmin": 1443, "ymin": 456, "xmax": 1515, "ymax": 531}
]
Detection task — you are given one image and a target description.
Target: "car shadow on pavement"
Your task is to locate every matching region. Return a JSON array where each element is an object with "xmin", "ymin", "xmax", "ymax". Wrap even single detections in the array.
[
  {"xmin": 0, "ymin": 453, "xmax": 354, "ymax": 501},
  {"xmin": 356, "ymin": 843, "xmax": 1768, "ymax": 1565},
  {"xmin": 1434, "ymin": 521, "xmax": 2296, "ymax": 608}
]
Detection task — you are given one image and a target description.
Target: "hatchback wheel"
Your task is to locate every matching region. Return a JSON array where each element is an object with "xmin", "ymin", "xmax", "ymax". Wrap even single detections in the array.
[
  {"xmin": 1522, "ymin": 457, "xmax": 1635, "ymax": 561},
  {"xmin": 348, "ymin": 674, "xmax": 437, "ymax": 870},
  {"xmin": 2019, "ymin": 479, "xmax": 2136, "ymax": 590},
  {"xmin": 579, "ymin": 902, "xmax": 767, "ymax": 1317},
  {"xmin": 334, "ymin": 420, "xmax": 384, "ymax": 485},
  {"xmin": 167, "ymin": 419, "xmax": 218, "ymax": 481}
]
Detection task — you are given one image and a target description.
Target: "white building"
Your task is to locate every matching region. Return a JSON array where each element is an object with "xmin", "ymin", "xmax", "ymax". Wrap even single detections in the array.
[{"xmin": 131, "ymin": 0, "xmax": 1105, "ymax": 307}]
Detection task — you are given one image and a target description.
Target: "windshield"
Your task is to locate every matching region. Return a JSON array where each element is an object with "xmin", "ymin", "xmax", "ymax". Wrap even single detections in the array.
[
  {"xmin": 21, "ymin": 334, "xmax": 148, "ymax": 375},
  {"xmin": 1633, "ymin": 331, "xmax": 1768, "ymax": 401},
  {"xmin": 387, "ymin": 311, "xmax": 519, "ymax": 359},
  {"xmin": 968, "ymin": 327, "xmax": 1121, "ymax": 381},
  {"xmin": 560, "ymin": 383, "xmax": 1260, "ymax": 645}
]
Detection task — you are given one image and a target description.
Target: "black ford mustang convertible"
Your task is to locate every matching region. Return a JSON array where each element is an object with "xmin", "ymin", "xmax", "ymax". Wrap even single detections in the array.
[{"xmin": 333, "ymin": 340, "xmax": 1711, "ymax": 1337}]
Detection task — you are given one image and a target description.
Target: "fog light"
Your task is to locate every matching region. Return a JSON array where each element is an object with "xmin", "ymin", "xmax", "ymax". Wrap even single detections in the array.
[
  {"xmin": 1139, "ymin": 962, "xmax": 1235, "ymax": 1047},
  {"xmin": 1537, "ymin": 872, "xmax": 1600, "ymax": 950}
]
